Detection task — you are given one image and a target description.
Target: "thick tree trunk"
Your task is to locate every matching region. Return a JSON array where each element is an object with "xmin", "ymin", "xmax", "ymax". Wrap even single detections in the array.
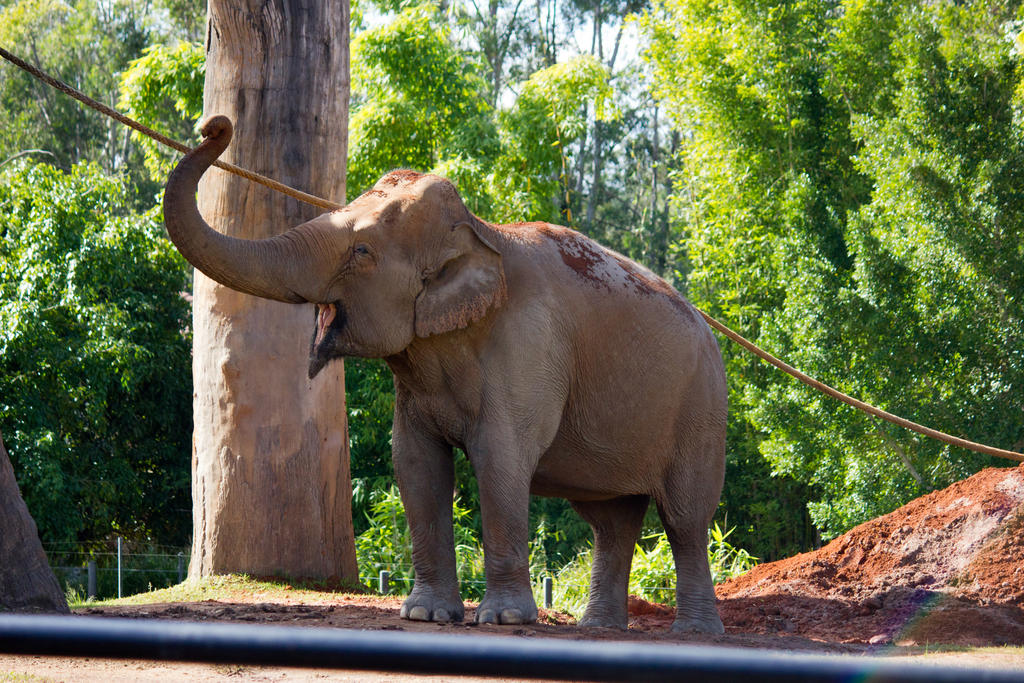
[
  {"xmin": 0, "ymin": 433, "xmax": 69, "ymax": 613},
  {"xmin": 189, "ymin": 0, "xmax": 357, "ymax": 581}
]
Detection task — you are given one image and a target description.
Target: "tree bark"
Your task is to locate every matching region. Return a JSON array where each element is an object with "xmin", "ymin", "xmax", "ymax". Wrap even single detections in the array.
[
  {"xmin": 190, "ymin": 0, "xmax": 358, "ymax": 581},
  {"xmin": 0, "ymin": 433, "xmax": 69, "ymax": 613}
]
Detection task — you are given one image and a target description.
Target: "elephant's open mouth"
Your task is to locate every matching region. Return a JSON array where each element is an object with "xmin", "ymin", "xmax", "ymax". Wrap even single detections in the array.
[
  {"xmin": 313, "ymin": 302, "xmax": 337, "ymax": 348},
  {"xmin": 308, "ymin": 302, "xmax": 346, "ymax": 379}
]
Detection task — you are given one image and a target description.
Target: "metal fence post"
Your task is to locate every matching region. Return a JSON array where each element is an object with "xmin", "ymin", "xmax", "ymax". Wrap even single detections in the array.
[
  {"xmin": 379, "ymin": 570, "xmax": 389, "ymax": 595},
  {"xmin": 116, "ymin": 536, "xmax": 122, "ymax": 599},
  {"xmin": 87, "ymin": 560, "xmax": 97, "ymax": 600},
  {"xmin": 543, "ymin": 577, "xmax": 553, "ymax": 609},
  {"xmin": 177, "ymin": 552, "xmax": 185, "ymax": 583}
]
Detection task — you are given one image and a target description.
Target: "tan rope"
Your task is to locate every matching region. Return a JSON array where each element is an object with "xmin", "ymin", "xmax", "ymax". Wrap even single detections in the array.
[
  {"xmin": 2, "ymin": 45, "xmax": 1021, "ymax": 463},
  {"xmin": 0, "ymin": 46, "xmax": 343, "ymax": 211},
  {"xmin": 699, "ymin": 311, "xmax": 1024, "ymax": 462}
]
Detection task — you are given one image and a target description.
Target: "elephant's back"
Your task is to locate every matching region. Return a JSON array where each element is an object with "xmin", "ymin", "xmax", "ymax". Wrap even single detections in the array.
[
  {"xmin": 502, "ymin": 219, "xmax": 725, "ymax": 418},
  {"xmin": 500, "ymin": 221, "xmax": 713, "ymax": 346}
]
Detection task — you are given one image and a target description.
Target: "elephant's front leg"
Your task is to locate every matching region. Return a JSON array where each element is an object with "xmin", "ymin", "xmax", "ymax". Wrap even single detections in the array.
[
  {"xmin": 471, "ymin": 440, "xmax": 537, "ymax": 625},
  {"xmin": 392, "ymin": 413, "xmax": 463, "ymax": 623}
]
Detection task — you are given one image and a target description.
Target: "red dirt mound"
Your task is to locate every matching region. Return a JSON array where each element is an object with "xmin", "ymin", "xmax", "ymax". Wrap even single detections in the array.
[{"xmin": 705, "ymin": 463, "xmax": 1024, "ymax": 646}]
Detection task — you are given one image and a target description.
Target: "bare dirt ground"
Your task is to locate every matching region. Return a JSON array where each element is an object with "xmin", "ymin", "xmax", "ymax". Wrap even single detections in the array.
[{"xmin": 5, "ymin": 464, "xmax": 1024, "ymax": 680}]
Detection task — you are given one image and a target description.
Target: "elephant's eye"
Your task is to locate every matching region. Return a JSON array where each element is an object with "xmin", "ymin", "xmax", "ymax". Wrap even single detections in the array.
[{"xmin": 353, "ymin": 244, "xmax": 370, "ymax": 257}]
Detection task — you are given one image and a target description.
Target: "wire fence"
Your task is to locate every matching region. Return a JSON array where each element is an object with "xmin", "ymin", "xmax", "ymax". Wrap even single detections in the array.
[
  {"xmin": 47, "ymin": 551, "xmax": 565, "ymax": 604},
  {"xmin": 45, "ymin": 542, "xmax": 677, "ymax": 611},
  {"xmin": 45, "ymin": 539, "xmax": 189, "ymax": 601},
  {"xmin": 45, "ymin": 544, "xmax": 511, "ymax": 602}
]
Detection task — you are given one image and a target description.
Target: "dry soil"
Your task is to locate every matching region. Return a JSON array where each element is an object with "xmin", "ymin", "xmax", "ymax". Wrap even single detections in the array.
[{"xmin": 5, "ymin": 464, "xmax": 1024, "ymax": 680}]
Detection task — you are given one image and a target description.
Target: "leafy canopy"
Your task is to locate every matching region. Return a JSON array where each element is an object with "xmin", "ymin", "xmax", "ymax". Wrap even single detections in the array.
[
  {"xmin": 0, "ymin": 161, "xmax": 193, "ymax": 547},
  {"xmin": 118, "ymin": 41, "xmax": 205, "ymax": 182},
  {"xmin": 0, "ymin": 0, "xmax": 152, "ymax": 190},
  {"xmin": 348, "ymin": 3, "xmax": 498, "ymax": 211},
  {"xmin": 641, "ymin": 0, "xmax": 1024, "ymax": 540}
]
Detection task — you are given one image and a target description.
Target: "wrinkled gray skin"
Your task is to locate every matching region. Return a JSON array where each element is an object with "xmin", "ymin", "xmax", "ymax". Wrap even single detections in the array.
[{"xmin": 164, "ymin": 116, "xmax": 728, "ymax": 633}]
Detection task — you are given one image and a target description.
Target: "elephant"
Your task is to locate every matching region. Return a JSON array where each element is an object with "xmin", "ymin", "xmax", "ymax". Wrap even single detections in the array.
[{"xmin": 164, "ymin": 115, "xmax": 728, "ymax": 634}]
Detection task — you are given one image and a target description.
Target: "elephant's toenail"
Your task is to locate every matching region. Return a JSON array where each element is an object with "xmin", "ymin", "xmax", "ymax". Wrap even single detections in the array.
[
  {"xmin": 408, "ymin": 606, "xmax": 429, "ymax": 621},
  {"xmin": 434, "ymin": 608, "xmax": 451, "ymax": 622},
  {"xmin": 500, "ymin": 609, "xmax": 524, "ymax": 624}
]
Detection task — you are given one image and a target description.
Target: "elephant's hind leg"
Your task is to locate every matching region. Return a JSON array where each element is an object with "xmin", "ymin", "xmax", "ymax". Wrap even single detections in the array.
[
  {"xmin": 655, "ymin": 482, "xmax": 724, "ymax": 634},
  {"xmin": 570, "ymin": 495, "xmax": 649, "ymax": 629}
]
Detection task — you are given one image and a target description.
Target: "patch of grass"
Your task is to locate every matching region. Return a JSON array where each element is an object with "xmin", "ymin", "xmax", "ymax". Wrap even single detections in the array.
[
  {"xmin": 73, "ymin": 574, "xmax": 368, "ymax": 609},
  {"xmin": 65, "ymin": 585, "xmax": 91, "ymax": 610},
  {"xmin": 543, "ymin": 544, "xmax": 594, "ymax": 618},
  {"xmin": 1, "ymin": 672, "xmax": 56, "ymax": 682}
]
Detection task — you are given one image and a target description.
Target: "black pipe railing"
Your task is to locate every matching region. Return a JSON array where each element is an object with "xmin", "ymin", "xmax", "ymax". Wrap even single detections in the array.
[{"xmin": 0, "ymin": 615, "xmax": 1020, "ymax": 682}]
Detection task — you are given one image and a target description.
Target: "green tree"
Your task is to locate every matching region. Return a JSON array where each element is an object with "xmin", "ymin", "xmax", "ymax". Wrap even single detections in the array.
[
  {"xmin": 449, "ymin": 0, "xmax": 536, "ymax": 108},
  {"xmin": 347, "ymin": 3, "xmax": 498, "ymax": 211},
  {"xmin": 0, "ymin": 0, "xmax": 150, "ymax": 180},
  {"xmin": 489, "ymin": 54, "xmax": 615, "ymax": 225},
  {"xmin": 118, "ymin": 41, "xmax": 205, "ymax": 182},
  {"xmin": 639, "ymin": 0, "xmax": 843, "ymax": 557},
  {"xmin": 0, "ymin": 161, "xmax": 193, "ymax": 548},
  {"xmin": 764, "ymin": 0, "xmax": 1024, "ymax": 534},
  {"xmin": 641, "ymin": 0, "xmax": 1023, "ymax": 549}
]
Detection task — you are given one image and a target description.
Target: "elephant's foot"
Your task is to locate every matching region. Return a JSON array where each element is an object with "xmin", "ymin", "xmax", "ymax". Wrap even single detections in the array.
[
  {"xmin": 577, "ymin": 613, "xmax": 628, "ymax": 629},
  {"xmin": 670, "ymin": 611, "xmax": 725, "ymax": 635},
  {"xmin": 400, "ymin": 587, "xmax": 464, "ymax": 623},
  {"xmin": 475, "ymin": 589, "xmax": 538, "ymax": 625},
  {"xmin": 577, "ymin": 602, "xmax": 628, "ymax": 629}
]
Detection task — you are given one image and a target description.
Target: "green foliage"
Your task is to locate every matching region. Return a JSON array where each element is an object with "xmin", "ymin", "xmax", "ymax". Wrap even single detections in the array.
[
  {"xmin": 348, "ymin": 2, "xmax": 498, "ymax": 209},
  {"xmin": 489, "ymin": 55, "xmax": 615, "ymax": 224},
  {"xmin": 354, "ymin": 483, "xmax": 486, "ymax": 598},
  {"xmin": 628, "ymin": 524, "xmax": 757, "ymax": 606},
  {"xmin": 118, "ymin": 41, "xmax": 205, "ymax": 182},
  {"xmin": 637, "ymin": 0, "xmax": 838, "ymax": 557},
  {"xmin": 546, "ymin": 542, "xmax": 593, "ymax": 617},
  {"xmin": 0, "ymin": 0, "xmax": 151, "ymax": 186},
  {"xmin": 543, "ymin": 523, "xmax": 757, "ymax": 616},
  {"xmin": 641, "ymin": 0, "xmax": 1024, "ymax": 543},
  {"xmin": 627, "ymin": 534, "xmax": 676, "ymax": 605},
  {"xmin": 706, "ymin": 522, "xmax": 759, "ymax": 584},
  {"xmin": 527, "ymin": 497, "xmax": 592, "ymax": 569},
  {"xmin": 354, "ymin": 485, "xmax": 412, "ymax": 588},
  {"xmin": 520, "ymin": 55, "xmax": 617, "ymax": 136},
  {"xmin": 346, "ymin": 358, "xmax": 397, "ymax": 533},
  {"xmin": 0, "ymin": 161, "xmax": 193, "ymax": 547},
  {"xmin": 349, "ymin": 5, "xmax": 618, "ymax": 227}
]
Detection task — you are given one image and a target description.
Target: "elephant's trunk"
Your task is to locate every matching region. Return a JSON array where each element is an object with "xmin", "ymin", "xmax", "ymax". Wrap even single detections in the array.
[{"xmin": 163, "ymin": 115, "xmax": 331, "ymax": 304}]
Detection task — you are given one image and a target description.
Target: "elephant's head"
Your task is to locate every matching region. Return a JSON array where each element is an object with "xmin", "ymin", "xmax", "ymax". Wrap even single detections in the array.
[{"xmin": 163, "ymin": 115, "xmax": 507, "ymax": 378}]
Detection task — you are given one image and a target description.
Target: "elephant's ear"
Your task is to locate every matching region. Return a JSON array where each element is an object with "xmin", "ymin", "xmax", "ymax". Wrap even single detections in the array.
[{"xmin": 415, "ymin": 221, "xmax": 507, "ymax": 338}]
